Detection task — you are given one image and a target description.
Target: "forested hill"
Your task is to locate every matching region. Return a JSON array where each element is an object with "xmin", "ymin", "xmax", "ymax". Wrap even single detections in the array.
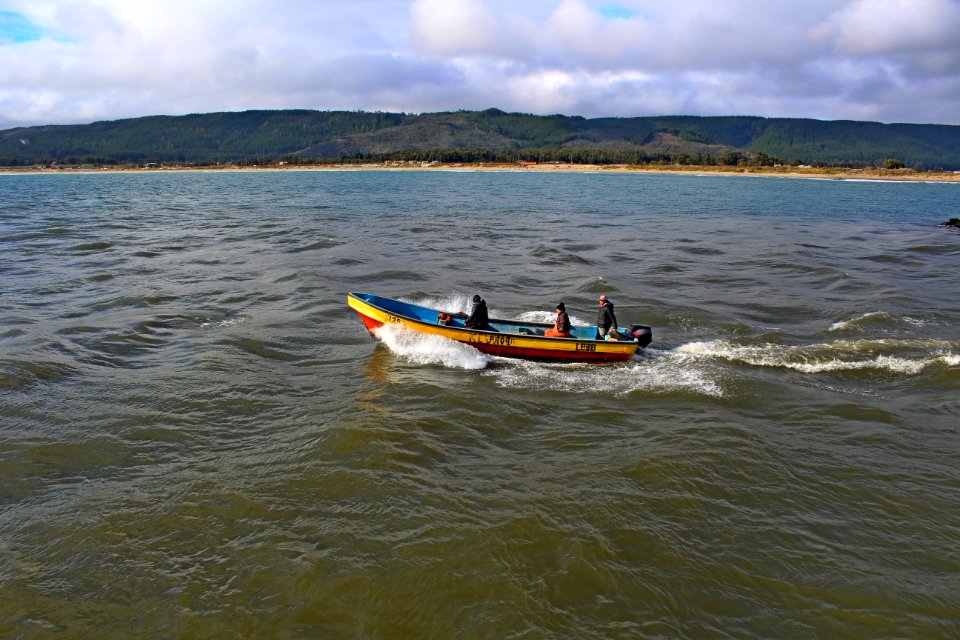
[{"xmin": 3, "ymin": 108, "xmax": 960, "ymax": 169}]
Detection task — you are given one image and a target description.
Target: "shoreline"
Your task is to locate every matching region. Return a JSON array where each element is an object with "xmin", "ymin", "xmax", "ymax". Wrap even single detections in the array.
[{"xmin": 2, "ymin": 162, "xmax": 959, "ymax": 182}]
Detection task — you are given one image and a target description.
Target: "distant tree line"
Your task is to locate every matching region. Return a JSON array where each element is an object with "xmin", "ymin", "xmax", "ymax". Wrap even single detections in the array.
[
  {"xmin": 5, "ymin": 149, "xmax": 914, "ymax": 171},
  {"xmin": 2, "ymin": 109, "xmax": 956, "ymax": 169},
  {"xmin": 252, "ymin": 148, "xmax": 888, "ymax": 169}
]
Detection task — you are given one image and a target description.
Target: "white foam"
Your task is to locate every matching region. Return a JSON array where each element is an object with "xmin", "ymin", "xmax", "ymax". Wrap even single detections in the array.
[
  {"xmin": 787, "ymin": 355, "xmax": 925, "ymax": 374},
  {"xmin": 675, "ymin": 339, "xmax": 958, "ymax": 375},
  {"xmin": 516, "ymin": 310, "xmax": 556, "ymax": 324},
  {"xmin": 487, "ymin": 349, "xmax": 724, "ymax": 398},
  {"xmin": 514, "ymin": 310, "xmax": 592, "ymax": 326},
  {"xmin": 402, "ymin": 293, "xmax": 476, "ymax": 316},
  {"xmin": 373, "ymin": 323, "xmax": 492, "ymax": 370},
  {"xmin": 201, "ymin": 316, "xmax": 247, "ymax": 329},
  {"xmin": 939, "ymin": 353, "xmax": 960, "ymax": 367}
]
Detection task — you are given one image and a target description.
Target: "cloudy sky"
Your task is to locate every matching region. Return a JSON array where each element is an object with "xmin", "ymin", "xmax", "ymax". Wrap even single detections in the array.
[{"xmin": 1, "ymin": 0, "xmax": 959, "ymax": 129}]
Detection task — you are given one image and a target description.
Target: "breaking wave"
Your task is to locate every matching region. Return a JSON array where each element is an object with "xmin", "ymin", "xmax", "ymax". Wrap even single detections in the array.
[
  {"xmin": 829, "ymin": 312, "xmax": 928, "ymax": 333},
  {"xmin": 829, "ymin": 311, "xmax": 896, "ymax": 332}
]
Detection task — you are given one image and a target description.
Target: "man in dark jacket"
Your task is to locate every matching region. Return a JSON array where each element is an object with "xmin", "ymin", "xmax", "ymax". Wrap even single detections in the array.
[
  {"xmin": 466, "ymin": 294, "xmax": 489, "ymax": 329},
  {"xmin": 597, "ymin": 294, "xmax": 618, "ymax": 339}
]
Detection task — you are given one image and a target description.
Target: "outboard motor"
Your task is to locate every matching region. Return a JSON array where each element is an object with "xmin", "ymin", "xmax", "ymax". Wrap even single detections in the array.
[{"xmin": 629, "ymin": 324, "xmax": 653, "ymax": 348}]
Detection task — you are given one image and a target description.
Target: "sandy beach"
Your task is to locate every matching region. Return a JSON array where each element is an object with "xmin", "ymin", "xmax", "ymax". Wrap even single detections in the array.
[{"xmin": 3, "ymin": 162, "xmax": 960, "ymax": 182}]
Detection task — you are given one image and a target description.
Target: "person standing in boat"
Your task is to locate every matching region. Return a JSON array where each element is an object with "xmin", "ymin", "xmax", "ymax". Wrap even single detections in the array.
[
  {"xmin": 545, "ymin": 302, "xmax": 572, "ymax": 337},
  {"xmin": 597, "ymin": 294, "xmax": 618, "ymax": 339},
  {"xmin": 465, "ymin": 294, "xmax": 489, "ymax": 330}
]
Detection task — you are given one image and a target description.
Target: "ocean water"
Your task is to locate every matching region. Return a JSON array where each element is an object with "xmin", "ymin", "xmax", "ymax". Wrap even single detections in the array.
[{"xmin": 1, "ymin": 169, "xmax": 958, "ymax": 638}]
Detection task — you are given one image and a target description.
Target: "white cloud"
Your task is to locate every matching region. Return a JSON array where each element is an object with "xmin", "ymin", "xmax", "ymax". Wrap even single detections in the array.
[
  {"xmin": 411, "ymin": 0, "xmax": 504, "ymax": 56},
  {"xmin": 812, "ymin": 0, "xmax": 960, "ymax": 55},
  {"xmin": 1, "ymin": 0, "xmax": 959, "ymax": 128}
]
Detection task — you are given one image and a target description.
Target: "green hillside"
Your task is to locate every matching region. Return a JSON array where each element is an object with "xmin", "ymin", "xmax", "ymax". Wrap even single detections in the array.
[{"xmin": 2, "ymin": 108, "xmax": 959, "ymax": 169}]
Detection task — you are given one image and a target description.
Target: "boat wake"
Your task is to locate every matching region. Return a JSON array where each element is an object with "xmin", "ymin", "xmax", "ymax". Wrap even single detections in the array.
[
  {"xmin": 368, "ymin": 297, "xmax": 958, "ymax": 398},
  {"xmin": 675, "ymin": 338, "xmax": 959, "ymax": 374},
  {"xmin": 371, "ymin": 317, "xmax": 724, "ymax": 396},
  {"xmin": 488, "ymin": 351, "xmax": 725, "ymax": 398},
  {"xmin": 486, "ymin": 336, "xmax": 958, "ymax": 398}
]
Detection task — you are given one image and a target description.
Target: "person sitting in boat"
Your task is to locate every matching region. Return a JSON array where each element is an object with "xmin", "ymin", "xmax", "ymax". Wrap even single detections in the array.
[
  {"xmin": 596, "ymin": 294, "xmax": 618, "ymax": 339},
  {"xmin": 465, "ymin": 294, "xmax": 489, "ymax": 330},
  {"xmin": 545, "ymin": 302, "xmax": 571, "ymax": 337}
]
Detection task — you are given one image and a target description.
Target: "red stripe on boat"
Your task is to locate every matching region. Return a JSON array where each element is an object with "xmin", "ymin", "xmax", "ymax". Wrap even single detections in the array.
[
  {"xmin": 357, "ymin": 313, "xmax": 383, "ymax": 334},
  {"xmin": 469, "ymin": 343, "xmax": 632, "ymax": 363}
]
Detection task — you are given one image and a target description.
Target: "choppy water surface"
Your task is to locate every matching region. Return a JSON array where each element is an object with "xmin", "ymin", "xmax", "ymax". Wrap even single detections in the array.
[{"xmin": 2, "ymin": 170, "xmax": 959, "ymax": 638}]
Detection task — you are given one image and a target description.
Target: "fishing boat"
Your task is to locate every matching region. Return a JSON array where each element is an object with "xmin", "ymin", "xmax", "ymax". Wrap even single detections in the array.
[{"xmin": 347, "ymin": 292, "xmax": 652, "ymax": 363}]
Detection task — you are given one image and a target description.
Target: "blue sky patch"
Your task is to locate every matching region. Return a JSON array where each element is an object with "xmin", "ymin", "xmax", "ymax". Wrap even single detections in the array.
[
  {"xmin": 0, "ymin": 11, "xmax": 45, "ymax": 43},
  {"xmin": 596, "ymin": 4, "xmax": 639, "ymax": 20}
]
